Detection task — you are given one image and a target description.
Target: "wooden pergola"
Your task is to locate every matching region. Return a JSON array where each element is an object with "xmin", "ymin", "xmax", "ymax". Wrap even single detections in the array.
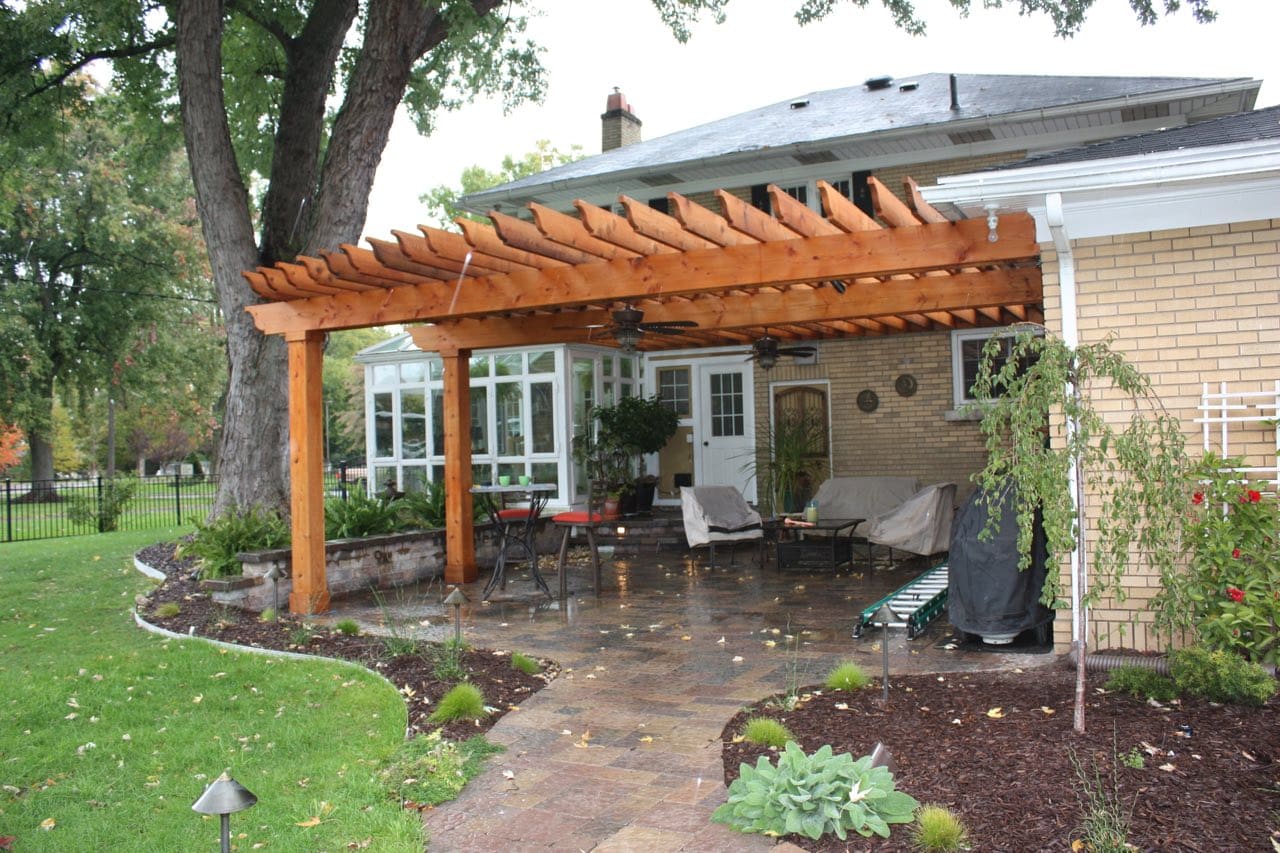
[{"xmin": 245, "ymin": 176, "xmax": 1042, "ymax": 613}]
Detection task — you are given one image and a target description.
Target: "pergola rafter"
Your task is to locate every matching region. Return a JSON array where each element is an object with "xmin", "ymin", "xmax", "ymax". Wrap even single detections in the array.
[{"xmin": 242, "ymin": 179, "xmax": 1044, "ymax": 614}]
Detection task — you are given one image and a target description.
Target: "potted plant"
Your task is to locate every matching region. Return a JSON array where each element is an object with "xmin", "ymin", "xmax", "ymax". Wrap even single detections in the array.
[
  {"xmin": 570, "ymin": 424, "xmax": 632, "ymax": 520},
  {"xmin": 746, "ymin": 410, "xmax": 827, "ymax": 515},
  {"xmin": 592, "ymin": 395, "xmax": 680, "ymax": 513}
]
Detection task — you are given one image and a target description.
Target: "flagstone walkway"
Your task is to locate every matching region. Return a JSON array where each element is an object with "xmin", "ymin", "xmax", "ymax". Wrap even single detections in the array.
[{"xmin": 321, "ymin": 546, "xmax": 1049, "ymax": 851}]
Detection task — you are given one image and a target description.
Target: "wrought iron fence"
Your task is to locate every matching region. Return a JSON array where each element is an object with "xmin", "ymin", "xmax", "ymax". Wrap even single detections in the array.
[{"xmin": 1, "ymin": 466, "xmax": 370, "ymax": 544}]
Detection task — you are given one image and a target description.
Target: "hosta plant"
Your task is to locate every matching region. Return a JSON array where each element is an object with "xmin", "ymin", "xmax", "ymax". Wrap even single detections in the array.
[{"xmin": 712, "ymin": 742, "xmax": 919, "ymax": 841}]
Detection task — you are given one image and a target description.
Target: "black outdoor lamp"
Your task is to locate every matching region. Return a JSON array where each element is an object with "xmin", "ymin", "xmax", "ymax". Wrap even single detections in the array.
[
  {"xmin": 871, "ymin": 602, "xmax": 896, "ymax": 702},
  {"xmin": 192, "ymin": 771, "xmax": 257, "ymax": 853}
]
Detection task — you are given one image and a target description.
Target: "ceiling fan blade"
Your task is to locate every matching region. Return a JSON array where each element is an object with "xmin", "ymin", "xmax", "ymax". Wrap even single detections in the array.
[
  {"xmin": 641, "ymin": 326, "xmax": 696, "ymax": 336},
  {"xmin": 638, "ymin": 320, "xmax": 697, "ymax": 330},
  {"xmin": 777, "ymin": 346, "xmax": 816, "ymax": 357}
]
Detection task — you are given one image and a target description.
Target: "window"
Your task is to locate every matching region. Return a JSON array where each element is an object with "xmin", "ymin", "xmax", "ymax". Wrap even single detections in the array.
[
  {"xmin": 709, "ymin": 371, "xmax": 745, "ymax": 438},
  {"xmin": 951, "ymin": 328, "xmax": 1041, "ymax": 408},
  {"xmin": 657, "ymin": 367, "xmax": 691, "ymax": 417},
  {"xmin": 779, "ymin": 182, "xmax": 808, "ymax": 206}
]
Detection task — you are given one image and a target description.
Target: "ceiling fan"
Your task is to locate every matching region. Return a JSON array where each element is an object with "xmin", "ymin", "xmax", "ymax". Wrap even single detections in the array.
[
  {"xmin": 558, "ymin": 306, "xmax": 698, "ymax": 352},
  {"xmin": 746, "ymin": 332, "xmax": 816, "ymax": 370}
]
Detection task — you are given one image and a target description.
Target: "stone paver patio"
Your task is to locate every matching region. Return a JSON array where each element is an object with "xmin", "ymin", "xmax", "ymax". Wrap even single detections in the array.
[{"xmin": 318, "ymin": 542, "xmax": 1053, "ymax": 851}]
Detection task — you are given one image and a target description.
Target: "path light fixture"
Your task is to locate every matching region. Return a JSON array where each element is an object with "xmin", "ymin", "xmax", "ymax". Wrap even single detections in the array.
[
  {"xmin": 443, "ymin": 586, "xmax": 468, "ymax": 645},
  {"xmin": 867, "ymin": 741, "xmax": 897, "ymax": 775},
  {"xmin": 192, "ymin": 771, "xmax": 257, "ymax": 853},
  {"xmin": 871, "ymin": 602, "xmax": 896, "ymax": 702},
  {"xmin": 265, "ymin": 563, "xmax": 285, "ymax": 611}
]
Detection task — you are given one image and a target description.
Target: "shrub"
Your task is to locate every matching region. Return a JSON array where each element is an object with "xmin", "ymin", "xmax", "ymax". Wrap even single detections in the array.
[
  {"xmin": 912, "ymin": 804, "xmax": 968, "ymax": 852},
  {"xmin": 185, "ymin": 505, "xmax": 290, "ymax": 578},
  {"xmin": 377, "ymin": 730, "xmax": 503, "ymax": 808},
  {"xmin": 432, "ymin": 638, "xmax": 469, "ymax": 683},
  {"xmin": 153, "ymin": 602, "xmax": 180, "ymax": 619},
  {"xmin": 324, "ymin": 490, "xmax": 403, "ymax": 540},
  {"xmin": 1103, "ymin": 665, "xmax": 1178, "ymax": 702},
  {"xmin": 334, "ymin": 618, "xmax": 360, "ymax": 636},
  {"xmin": 66, "ymin": 476, "xmax": 137, "ymax": 532},
  {"xmin": 510, "ymin": 652, "xmax": 540, "ymax": 675},
  {"xmin": 428, "ymin": 683, "xmax": 486, "ymax": 724},
  {"xmin": 1169, "ymin": 645, "xmax": 1276, "ymax": 707},
  {"xmin": 259, "ymin": 607, "xmax": 278, "ymax": 623},
  {"xmin": 740, "ymin": 716, "xmax": 795, "ymax": 748},
  {"xmin": 712, "ymin": 743, "xmax": 919, "ymax": 841},
  {"xmin": 397, "ymin": 480, "xmax": 487, "ymax": 528},
  {"xmin": 825, "ymin": 661, "xmax": 870, "ymax": 692}
]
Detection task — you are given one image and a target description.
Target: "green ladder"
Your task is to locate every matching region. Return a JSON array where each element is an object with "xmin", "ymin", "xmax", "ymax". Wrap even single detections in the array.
[{"xmin": 853, "ymin": 562, "xmax": 949, "ymax": 640}]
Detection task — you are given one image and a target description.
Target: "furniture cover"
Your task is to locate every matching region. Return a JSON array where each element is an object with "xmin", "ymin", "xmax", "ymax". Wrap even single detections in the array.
[
  {"xmin": 810, "ymin": 476, "xmax": 920, "ymax": 522},
  {"xmin": 853, "ymin": 482, "xmax": 957, "ymax": 557},
  {"xmin": 680, "ymin": 486, "xmax": 763, "ymax": 566}
]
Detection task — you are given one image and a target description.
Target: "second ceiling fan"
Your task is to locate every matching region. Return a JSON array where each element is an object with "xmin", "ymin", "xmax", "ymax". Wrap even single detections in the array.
[
  {"xmin": 560, "ymin": 306, "xmax": 698, "ymax": 352},
  {"xmin": 746, "ymin": 332, "xmax": 816, "ymax": 370}
]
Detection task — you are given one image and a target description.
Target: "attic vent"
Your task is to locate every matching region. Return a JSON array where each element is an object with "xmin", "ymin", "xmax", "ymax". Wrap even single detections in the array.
[
  {"xmin": 790, "ymin": 98, "xmax": 811, "ymax": 110},
  {"xmin": 898, "ymin": 81, "xmax": 919, "ymax": 92},
  {"xmin": 793, "ymin": 150, "xmax": 839, "ymax": 165},
  {"xmin": 948, "ymin": 128, "xmax": 996, "ymax": 145},
  {"xmin": 638, "ymin": 172, "xmax": 682, "ymax": 187},
  {"xmin": 864, "ymin": 76, "xmax": 893, "ymax": 91},
  {"xmin": 1121, "ymin": 103, "xmax": 1170, "ymax": 122}
]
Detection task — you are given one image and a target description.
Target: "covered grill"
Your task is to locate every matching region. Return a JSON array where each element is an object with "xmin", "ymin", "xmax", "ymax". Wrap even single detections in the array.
[{"xmin": 947, "ymin": 485, "xmax": 1053, "ymax": 645}]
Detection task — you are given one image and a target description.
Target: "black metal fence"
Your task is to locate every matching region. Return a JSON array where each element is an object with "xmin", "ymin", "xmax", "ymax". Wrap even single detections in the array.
[{"xmin": 1, "ymin": 466, "xmax": 370, "ymax": 544}]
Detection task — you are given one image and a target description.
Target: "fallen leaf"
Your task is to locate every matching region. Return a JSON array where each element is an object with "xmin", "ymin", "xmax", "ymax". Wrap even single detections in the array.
[
  {"xmin": 639, "ymin": 735, "xmax": 653, "ymax": 743},
  {"xmin": 834, "ymin": 702, "xmax": 849, "ymax": 710},
  {"xmin": 1158, "ymin": 763, "xmax": 1176, "ymax": 772},
  {"xmin": 40, "ymin": 818, "xmax": 56, "ymax": 830},
  {"xmin": 763, "ymin": 640, "xmax": 777, "ymax": 648},
  {"xmin": 716, "ymin": 636, "xmax": 725, "ymax": 644},
  {"xmin": 986, "ymin": 707, "xmax": 1005, "ymax": 719},
  {"xmin": 502, "ymin": 770, "xmax": 515, "ymax": 780},
  {"xmin": 1071, "ymin": 840, "xmax": 1086, "ymax": 852},
  {"xmin": 296, "ymin": 816, "xmax": 322, "ymax": 828},
  {"xmin": 680, "ymin": 635, "xmax": 691, "ymax": 641},
  {"xmin": 731, "ymin": 655, "xmax": 744, "ymax": 662},
  {"xmin": 1039, "ymin": 707, "xmax": 1055, "ymax": 715}
]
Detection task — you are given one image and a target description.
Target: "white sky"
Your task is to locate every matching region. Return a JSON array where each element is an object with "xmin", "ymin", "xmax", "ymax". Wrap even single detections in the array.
[{"xmin": 364, "ymin": 0, "xmax": 1280, "ymax": 237}]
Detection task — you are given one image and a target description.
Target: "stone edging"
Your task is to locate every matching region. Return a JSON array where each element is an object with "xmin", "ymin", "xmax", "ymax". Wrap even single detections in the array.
[{"xmin": 131, "ymin": 555, "xmax": 410, "ymax": 738}]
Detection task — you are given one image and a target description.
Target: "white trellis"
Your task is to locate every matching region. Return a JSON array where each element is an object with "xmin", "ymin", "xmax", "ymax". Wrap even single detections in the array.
[{"xmin": 1194, "ymin": 381, "xmax": 1280, "ymax": 490}]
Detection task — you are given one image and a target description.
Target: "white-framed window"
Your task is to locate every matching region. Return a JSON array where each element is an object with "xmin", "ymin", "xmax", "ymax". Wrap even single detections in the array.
[{"xmin": 950, "ymin": 327, "xmax": 1041, "ymax": 408}]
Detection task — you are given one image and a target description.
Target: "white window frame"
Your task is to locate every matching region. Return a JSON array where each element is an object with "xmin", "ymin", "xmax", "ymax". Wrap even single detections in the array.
[{"xmin": 950, "ymin": 326, "xmax": 1042, "ymax": 410}]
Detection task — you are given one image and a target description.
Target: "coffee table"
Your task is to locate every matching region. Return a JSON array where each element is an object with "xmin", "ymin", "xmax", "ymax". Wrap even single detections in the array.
[{"xmin": 775, "ymin": 517, "xmax": 863, "ymax": 572}]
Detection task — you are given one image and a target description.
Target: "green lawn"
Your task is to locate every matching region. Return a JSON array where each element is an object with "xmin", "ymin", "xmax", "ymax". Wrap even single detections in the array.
[{"xmin": 0, "ymin": 529, "xmax": 423, "ymax": 851}]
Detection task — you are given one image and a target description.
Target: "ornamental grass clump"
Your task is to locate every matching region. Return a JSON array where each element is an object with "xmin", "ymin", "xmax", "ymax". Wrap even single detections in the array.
[
  {"xmin": 510, "ymin": 651, "xmax": 540, "ymax": 675},
  {"xmin": 428, "ymin": 683, "xmax": 487, "ymax": 724},
  {"xmin": 713, "ymin": 743, "xmax": 919, "ymax": 841},
  {"xmin": 912, "ymin": 804, "xmax": 969, "ymax": 852},
  {"xmin": 740, "ymin": 716, "xmax": 795, "ymax": 748},
  {"xmin": 825, "ymin": 661, "xmax": 871, "ymax": 692},
  {"xmin": 1169, "ymin": 644, "xmax": 1276, "ymax": 707}
]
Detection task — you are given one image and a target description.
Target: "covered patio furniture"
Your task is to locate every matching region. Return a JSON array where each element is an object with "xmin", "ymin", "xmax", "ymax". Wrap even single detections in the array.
[
  {"xmin": 853, "ymin": 482, "xmax": 957, "ymax": 566},
  {"xmin": 810, "ymin": 476, "xmax": 920, "ymax": 522},
  {"xmin": 551, "ymin": 483, "xmax": 606, "ymax": 599},
  {"xmin": 680, "ymin": 486, "xmax": 764, "ymax": 568}
]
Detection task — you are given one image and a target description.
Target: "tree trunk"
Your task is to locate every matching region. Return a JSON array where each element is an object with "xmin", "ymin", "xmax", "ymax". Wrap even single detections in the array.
[{"xmin": 25, "ymin": 429, "xmax": 58, "ymax": 501}]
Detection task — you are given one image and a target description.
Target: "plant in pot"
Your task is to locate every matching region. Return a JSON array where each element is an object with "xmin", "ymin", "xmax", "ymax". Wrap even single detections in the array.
[
  {"xmin": 593, "ymin": 395, "xmax": 680, "ymax": 513},
  {"xmin": 746, "ymin": 410, "xmax": 827, "ymax": 515},
  {"xmin": 570, "ymin": 425, "xmax": 632, "ymax": 520}
]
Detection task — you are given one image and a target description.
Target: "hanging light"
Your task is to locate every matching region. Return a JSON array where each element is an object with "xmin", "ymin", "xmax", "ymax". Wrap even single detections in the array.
[
  {"xmin": 756, "ymin": 349, "xmax": 778, "ymax": 371},
  {"xmin": 614, "ymin": 325, "xmax": 642, "ymax": 352},
  {"xmin": 985, "ymin": 204, "xmax": 1000, "ymax": 243}
]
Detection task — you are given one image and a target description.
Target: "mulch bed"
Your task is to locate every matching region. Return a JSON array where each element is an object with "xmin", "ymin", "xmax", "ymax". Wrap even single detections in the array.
[
  {"xmin": 134, "ymin": 540, "xmax": 555, "ymax": 742},
  {"xmin": 720, "ymin": 667, "xmax": 1280, "ymax": 851}
]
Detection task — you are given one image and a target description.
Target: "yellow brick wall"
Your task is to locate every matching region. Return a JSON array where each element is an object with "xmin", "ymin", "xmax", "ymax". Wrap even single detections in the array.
[{"xmin": 1043, "ymin": 218, "xmax": 1280, "ymax": 653}]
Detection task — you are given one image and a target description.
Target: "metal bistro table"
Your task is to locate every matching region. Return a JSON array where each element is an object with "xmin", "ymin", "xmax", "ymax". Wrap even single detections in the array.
[
  {"xmin": 470, "ymin": 483, "xmax": 556, "ymax": 600},
  {"xmin": 775, "ymin": 516, "xmax": 864, "ymax": 573}
]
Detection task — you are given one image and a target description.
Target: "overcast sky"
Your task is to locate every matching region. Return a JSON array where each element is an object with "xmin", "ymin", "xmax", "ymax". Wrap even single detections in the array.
[{"xmin": 364, "ymin": 0, "xmax": 1279, "ymax": 237}]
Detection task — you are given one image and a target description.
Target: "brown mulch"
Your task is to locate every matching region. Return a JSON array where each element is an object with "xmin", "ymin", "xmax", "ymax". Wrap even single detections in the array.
[
  {"xmin": 721, "ymin": 667, "xmax": 1280, "ymax": 851},
  {"xmin": 134, "ymin": 540, "xmax": 555, "ymax": 742}
]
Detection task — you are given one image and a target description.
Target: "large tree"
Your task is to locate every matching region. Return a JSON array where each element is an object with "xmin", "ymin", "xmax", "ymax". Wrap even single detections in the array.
[{"xmin": 1, "ymin": 0, "xmax": 1215, "ymax": 516}]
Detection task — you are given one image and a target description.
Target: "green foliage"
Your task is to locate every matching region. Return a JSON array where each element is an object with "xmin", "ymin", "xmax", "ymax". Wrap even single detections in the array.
[
  {"xmin": 1069, "ymin": 747, "xmax": 1134, "ymax": 853},
  {"xmin": 912, "ymin": 804, "xmax": 969, "ymax": 851},
  {"xmin": 420, "ymin": 140, "xmax": 584, "ymax": 227},
  {"xmin": 1155, "ymin": 455, "xmax": 1280, "ymax": 664},
  {"xmin": 334, "ymin": 618, "xmax": 361, "ymax": 636},
  {"xmin": 825, "ymin": 661, "xmax": 870, "ymax": 692},
  {"xmin": 712, "ymin": 743, "xmax": 919, "ymax": 841},
  {"xmin": 428, "ymin": 682, "xmax": 487, "ymax": 724},
  {"xmin": 968, "ymin": 331, "xmax": 1188, "ymax": 610},
  {"xmin": 185, "ymin": 504, "xmax": 290, "ymax": 578},
  {"xmin": 289, "ymin": 624, "xmax": 318, "ymax": 646},
  {"xmin": 745, "ymin": 408, "xmax": 827, "ymax": 514},
  {"xmin": 66, "ymin": 476, "xmax": 138, "ymax": 532},
  {"xmin": 1169, "ymin": 645, "xmax": 1277, "ymax": 707},
  {"xmin": 1119, "ymin": 748, "xmax": 1145, "ymax": 770},
  {"xmin": 259, "ymin": 606, "xmax": 279, "ymax": 623},
  {"xmin": 371, "ymin": 588, "xmax": 422, "ymax": 658},
  {"xmin": 378, "ymin": 730, "xmax": 504, "ymax": 808},
  {"xmin": 154, "ymin": 601, "xmax": 181, "ymax": 619},
  {"xmin": 740, "ymin": 716, "xmax": 795, "ymax": 748},
  {"xmin": 432, "ymin": 638, "xmax": 470, "ymax": 683},
  {"xmin": 325, "ymin": 490, "xmax": 403, "ymax": 540},
  {"xmin": 510, "ymin": 651, "xmax": 541, "ymax": 675},
  {"xmin": 1103, "ymin": 665, "xmax": 1178, "ymax": 703},
  {"xmin": 398, "ymin": 479, "xmax": 487, "ymax": 529}
]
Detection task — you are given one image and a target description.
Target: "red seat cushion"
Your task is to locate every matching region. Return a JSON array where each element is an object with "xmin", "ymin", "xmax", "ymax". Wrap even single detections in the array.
[
  {"xmin": 497, "ymin": 508, "xmax": 539, "ymax": 521},
  {"xmin": 552, "ymin": 510, "xmax": 603, "ymax": 525}
]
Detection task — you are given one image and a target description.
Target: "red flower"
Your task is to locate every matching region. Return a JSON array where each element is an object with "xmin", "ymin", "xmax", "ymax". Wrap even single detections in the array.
[
  {"xmin": 1192, "ymin": 491, "xmax": 1204, "ymax": 505},
  {"xmin": 1247, "ymin": 489, "xmax": 1262, "ymax": 503},
  {"xmin": 1232, "ymin": 548, "xmax": 1241, "ymax": 559},
  {"xmin": 1226, "ymin": 586, "xmax": 1245, "ymax": 603}
]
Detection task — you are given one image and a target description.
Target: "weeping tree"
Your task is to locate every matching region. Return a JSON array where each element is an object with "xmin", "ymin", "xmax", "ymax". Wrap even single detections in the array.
[{"xmin": 969, "ymin": 329, "xmax": 1189, "ymax": 733}]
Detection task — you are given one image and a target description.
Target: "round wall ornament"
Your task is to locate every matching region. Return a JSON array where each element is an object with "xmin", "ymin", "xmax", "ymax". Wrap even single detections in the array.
[
  {"xmin": 895, "ymin": 374, "xmax": 918, "ymax": 397},
  {"xmin": 856, "ymin": 389, "xmax": 879, "ymax": 413}
]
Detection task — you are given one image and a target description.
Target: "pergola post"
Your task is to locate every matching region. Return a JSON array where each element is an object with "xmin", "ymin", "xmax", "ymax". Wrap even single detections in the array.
[
  {"xmin": 439, "ymin": 346, "xmax": 477, "ymax": 583},
  {"xmin": 285, "ymin": 330, "xmax": 329, "ymax": 614}
]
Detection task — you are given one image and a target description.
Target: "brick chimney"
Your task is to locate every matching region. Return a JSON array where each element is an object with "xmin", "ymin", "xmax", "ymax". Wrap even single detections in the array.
[{"xmin": 601, "ymin": 87, "xmax": 642, "ymax": 152}]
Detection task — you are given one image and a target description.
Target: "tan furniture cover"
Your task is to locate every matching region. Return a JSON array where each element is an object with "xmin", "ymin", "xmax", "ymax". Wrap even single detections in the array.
[
  {"xmin": 854, "ymin": 483, "xmax": 957, "ymax": 556},
  {"xmin": 810, "ymin": 476, "xmax": 920, "ymax": 521}
]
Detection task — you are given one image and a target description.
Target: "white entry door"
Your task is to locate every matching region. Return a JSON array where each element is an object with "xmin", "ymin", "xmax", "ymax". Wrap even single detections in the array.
[{"xmin": 696, "ymin": 363, "xmax": 755, "ymax": 500}]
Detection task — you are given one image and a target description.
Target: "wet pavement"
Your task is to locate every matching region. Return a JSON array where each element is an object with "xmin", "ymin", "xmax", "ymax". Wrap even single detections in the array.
[{"xmin": 316, "ymin": 544, "xmax": 1054, "ymax": 851}]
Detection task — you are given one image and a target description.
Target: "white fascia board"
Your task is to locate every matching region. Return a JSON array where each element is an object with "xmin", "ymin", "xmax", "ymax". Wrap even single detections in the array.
[{"xmin": 924, "ymin": 140, "xmax": 1280, "ymax": 240}]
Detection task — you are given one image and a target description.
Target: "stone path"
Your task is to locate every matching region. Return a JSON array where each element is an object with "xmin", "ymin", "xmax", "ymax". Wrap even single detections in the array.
[{"xmin": 324, "ymin": 547, "xmax": 1042, "ymax": 851}]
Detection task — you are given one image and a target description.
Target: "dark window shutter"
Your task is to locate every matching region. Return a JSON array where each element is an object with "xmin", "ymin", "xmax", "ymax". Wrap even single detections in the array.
[
  {"xmin": 750, "ymin": 184, "xmax": 771, "ymax": 214},
  {"xmin": 851, "ymin": 171, "xmax": 873, "ymax": 217},
  {"xmin": 648, "ymin": 197, "xmax": 670, "ymax": 215}
]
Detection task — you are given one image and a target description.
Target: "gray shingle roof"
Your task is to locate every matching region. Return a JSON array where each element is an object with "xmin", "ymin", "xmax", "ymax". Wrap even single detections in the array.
[{"xmin": 474, "ymin": 73, "xmax": 1254, "ymax": 197}]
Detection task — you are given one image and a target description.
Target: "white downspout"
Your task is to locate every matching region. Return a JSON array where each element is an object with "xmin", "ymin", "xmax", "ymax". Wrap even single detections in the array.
[{"xmin": 1046, "ymin": 192, "xmax": 1088, "ymax": 682}]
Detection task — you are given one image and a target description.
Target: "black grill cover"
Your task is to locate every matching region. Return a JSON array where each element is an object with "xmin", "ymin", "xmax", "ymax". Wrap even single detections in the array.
[{"xmin": 948, "ymin": 485, "xmax": 1053, "ymax": 637}]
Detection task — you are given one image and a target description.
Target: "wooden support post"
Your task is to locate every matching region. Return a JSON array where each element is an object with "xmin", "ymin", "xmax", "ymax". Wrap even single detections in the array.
[
  {"xmin": 286, "ymin": 330, "xmax": 330, "ymax": 614},
  {"xmin": 441, "ymin": 347, "xmax": 477, "ymax": 583}
]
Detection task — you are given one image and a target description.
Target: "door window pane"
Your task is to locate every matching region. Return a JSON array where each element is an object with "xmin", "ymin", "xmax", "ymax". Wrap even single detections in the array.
[
  {"xmin": 709, "ymin": 372, "xmax": 745, "ymax": 437},
  {"xmin": 374, "ymin": 392, "xmax": 394, "ymax": 457},
  {"xmin": 658, "ymin": 368, "xmax": 690, "ymax": 416},
  {"xmin": 401, "ymin": 390, "xmax": 427, "ymax": 459}
]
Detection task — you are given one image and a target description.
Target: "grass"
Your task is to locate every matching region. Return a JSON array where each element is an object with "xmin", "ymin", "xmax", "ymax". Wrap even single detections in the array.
[
  {"xmin": 510, "ymin": 651, "xmax": 540, "ymax": 675},
  {"xmin": 825, "ymin": 660, "xmax": 871, "ymax": 692},
  {"xmin": 428, "ymin": 683, "xmax": 486, "ymax": 724},
  {"xmin": 378, "ymin": 731, "xmax": 503, "ymax": 808},
  {"xmin": 739, "ymin": 716, "xmax": 794, "ymax": 748},
  {"xmin": 912, "ymin": 804, "xmax": 969, "ymax": 851},
  {"xmin": 0, "ymin": 529, "xmax": 423, "ymax": 851}
]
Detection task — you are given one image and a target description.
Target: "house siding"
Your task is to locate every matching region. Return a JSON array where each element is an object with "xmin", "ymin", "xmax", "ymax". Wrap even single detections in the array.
[{"xmin": 1041, "ymin": 218, "xmax": 1280, "ymax": 652}]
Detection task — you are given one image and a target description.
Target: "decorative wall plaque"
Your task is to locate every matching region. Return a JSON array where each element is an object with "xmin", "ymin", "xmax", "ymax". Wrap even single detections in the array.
[
  {"xmin": 895, "ymin": 374, "xmax": 918, "ymax": 397},
  {"xmin": 856, "ymin": 389, "xmax": 879, "ymax": 413}
]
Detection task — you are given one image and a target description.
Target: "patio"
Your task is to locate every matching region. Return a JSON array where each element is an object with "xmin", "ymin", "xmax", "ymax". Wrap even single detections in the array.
[{"xmin": 314, "ymin": 542, "xmax": 1050, "ymax": 851}]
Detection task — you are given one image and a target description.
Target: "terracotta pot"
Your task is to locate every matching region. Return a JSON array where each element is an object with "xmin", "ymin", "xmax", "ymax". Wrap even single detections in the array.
[{"xmin": 603, "ymin": 496, "xmax": 621, "ymax": 520}]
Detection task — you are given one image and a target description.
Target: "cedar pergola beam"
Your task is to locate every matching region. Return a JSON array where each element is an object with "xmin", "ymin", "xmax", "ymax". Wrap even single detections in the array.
[{"xmin": 247, "ymin": 215, "xmax": 1039, "ymax": 335}]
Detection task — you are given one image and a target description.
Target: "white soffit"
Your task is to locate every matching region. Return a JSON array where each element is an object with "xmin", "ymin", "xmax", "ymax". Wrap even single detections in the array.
[{"xmin": 924, "ymin": 139, "xmax": 1280, "ymax": 241}]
